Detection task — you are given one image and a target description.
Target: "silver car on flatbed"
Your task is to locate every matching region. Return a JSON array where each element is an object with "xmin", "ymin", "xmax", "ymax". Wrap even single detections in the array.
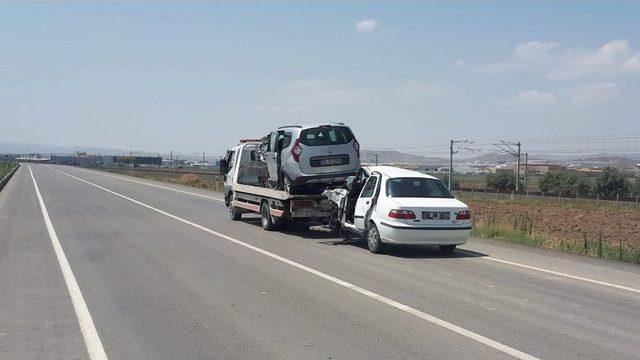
[{"xmin": 263, "ymin": 123, "xmax": 361, "ymax": 193}]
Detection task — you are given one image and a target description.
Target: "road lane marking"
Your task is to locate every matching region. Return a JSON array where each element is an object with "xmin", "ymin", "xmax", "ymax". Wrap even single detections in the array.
[
  {"xmin": 29, "ymin": 166, "xmax": 108, "ymax": 360},
  {"xmin": 65, "ymin": 166, "xmax": 224, "ymax": 202},
  {"xmin": 51, "ymin": 166, "xmax": 538, "ymax": 360},
  {"xmin": 57, "ymin": 167, "xmax": 640, "ymax": 296},
  {"xmin": 465, "ymin": 251, "xmax": 640, "ymax": 295}
]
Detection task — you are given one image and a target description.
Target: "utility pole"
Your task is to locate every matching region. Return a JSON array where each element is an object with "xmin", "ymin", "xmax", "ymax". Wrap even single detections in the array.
[
  {"xmin": 492, "ymin": 140, "xmax": 522, "ymax": 192},
  {"xmin": 516, "ymin": 142, "xmax": 521, "ymax": 192},
  {"xmin": 449, "ymin": 140, "xmax": 453, "ymax": 191},
  {"xmin": 202, "ymin": 152, "xmax": 206, "ymax": 175},
  {"xmin": 375, "ymin": 154, "xmax": 379, "ymax": 166},
  {"xmin": 524, "ymin": 153, "xmax": 528, "ymax": 189},
  {"xmin": 170, "ymin": 150, "xmax": 173, "ymax": 173}
]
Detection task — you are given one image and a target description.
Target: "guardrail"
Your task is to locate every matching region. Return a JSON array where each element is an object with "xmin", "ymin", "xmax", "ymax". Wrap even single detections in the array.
[{"xmin": 0, "ymin": 163, "xmax": 19, "ymax": 192}]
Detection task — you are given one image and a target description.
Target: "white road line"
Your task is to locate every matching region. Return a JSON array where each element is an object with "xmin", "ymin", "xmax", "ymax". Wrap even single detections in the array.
[
  {"xmin": 29, "ymin": 166, "xmax": 108, "ymax": 360},
  {"xmin": 66, "ymin": 166, "xmax": 224, "ymax": 202},
  {"xmin": 50, "ymin": 166, "xmax": 538, "ymax": 360},
  {"xmin": 480, "ymin": 255, "xmax": 640, "ymax": 295},
  {"xmin": 60, "ymin": 166, "xmax": 640, "ymax": 295}
]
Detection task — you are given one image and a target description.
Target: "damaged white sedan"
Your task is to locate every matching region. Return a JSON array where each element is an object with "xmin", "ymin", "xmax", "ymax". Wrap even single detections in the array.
[{"xmin": 325, "ymin": 166, "xmax": 472, "ymax": 254}]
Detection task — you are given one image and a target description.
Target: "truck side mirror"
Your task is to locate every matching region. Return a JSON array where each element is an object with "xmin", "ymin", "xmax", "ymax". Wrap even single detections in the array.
[{"xmin": 219, "ymin": 159, "xmax": 228, "ymax": 175}]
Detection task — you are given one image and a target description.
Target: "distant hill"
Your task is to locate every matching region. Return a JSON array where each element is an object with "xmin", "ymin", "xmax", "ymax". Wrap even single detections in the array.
[
  {"xmin": 461, "ymin": 152, "xmax": 512, "ymax": 163},
  {"xmin": 361, "ymin": 150, "xmax": 448, "ymax": 166}
]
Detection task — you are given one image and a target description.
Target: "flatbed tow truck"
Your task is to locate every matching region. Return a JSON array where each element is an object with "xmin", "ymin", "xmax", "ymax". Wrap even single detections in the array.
[{"xmin": 223, "ymin": 140, "xmax": 335, "ymax": 230}]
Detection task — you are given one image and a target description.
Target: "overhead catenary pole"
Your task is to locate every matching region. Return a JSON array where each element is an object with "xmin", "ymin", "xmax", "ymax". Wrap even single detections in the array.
[
  {"xmin": 492, "ymin": 140, "xmax": 523, "ymax": 192},
  {"xmin": 524, "ymin": 153, "xmax": 528, "ymax": 189},
  {"xmin": 448, "ymin": 140, "xmax": 453, "ymax": 190},
  {"xmin": 448, "ymin": 139, "xmax": 477, "ymax": 191},
  {"xmin": 516, "ymin": 142, "xmax": 521, "ymax": 192}
]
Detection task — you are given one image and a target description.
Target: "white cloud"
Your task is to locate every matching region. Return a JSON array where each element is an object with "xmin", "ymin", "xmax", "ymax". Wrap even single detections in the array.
[
  {"xmin": 510, "ymin": 82, "xmax": 618, "ymax": 108},
  {"xmin": 512, "ymin": 41, "xmax": 561, "ymax": 59},
  {"xmin": 562, "ymin": 82, "xmax": 619, "ymax": 106},
  {"xmin": 513, "ymin": 90, "xmax": 557, "ymax": 106},
  {"xmin": 478, "ymin": 61, "xmax": 529, "ymax": 73},
  {"xmin": 548, "ymin": 40, "xmax": 640, "ymax": 79},
  {"xmin": 355, "ymin": 19, "xmax": 378, "ymax": 33},
  {"xmin": 451, "ymin": 60, "xmax": 468, "ymax": 68},
  {"xmin": 475, "ymin": 39, "xmax": 640, "ymax": 79}
]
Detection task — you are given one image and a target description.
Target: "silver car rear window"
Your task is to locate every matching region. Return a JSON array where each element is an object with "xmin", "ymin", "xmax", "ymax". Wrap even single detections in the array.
[{"xmin": 299, "ymin": 126, "xmax": 354, "ymax": 146}]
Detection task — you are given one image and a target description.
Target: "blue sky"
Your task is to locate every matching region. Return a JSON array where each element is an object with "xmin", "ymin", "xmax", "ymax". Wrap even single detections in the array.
[{"xmin": 1, "ymin": 1, "xmax": 639, "ymax": 155}]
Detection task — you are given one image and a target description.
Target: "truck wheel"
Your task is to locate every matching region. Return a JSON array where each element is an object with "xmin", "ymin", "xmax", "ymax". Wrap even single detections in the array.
[
  {"xmin": 367, "ymin": 223, "xmax": 384, "ymax": 254},
  {"xmin": 439, "ymin": 245, "xmax": 456, "ymax": 254},
  {"xmin": 283, "ymin": 174, "xmax": 293, "ymax": 194},
  {"xmin": 261, "ymin": 202, "xmax": 281, "ymax": 231},
  {"xmin": 228, "ymin": 193, "xmax": 242, "ymax": 221}
]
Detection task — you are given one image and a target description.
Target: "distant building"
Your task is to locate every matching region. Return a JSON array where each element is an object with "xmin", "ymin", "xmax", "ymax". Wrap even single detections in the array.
[
  {"xmin": 523, "ymin": 164, "xmax": 565, "ymax": 174},
  {"xmin": 102, "ymin": 155, "xmax": 162, "ymax": 167}
]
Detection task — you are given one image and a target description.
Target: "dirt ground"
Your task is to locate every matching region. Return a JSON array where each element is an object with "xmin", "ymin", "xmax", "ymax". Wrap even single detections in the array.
[{"xmin": 464, "ymin": 197, "xmax": 640, "ymax": 247}]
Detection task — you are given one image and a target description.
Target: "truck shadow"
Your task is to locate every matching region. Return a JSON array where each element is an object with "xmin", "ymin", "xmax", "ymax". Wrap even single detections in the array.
[{"xmin": 241, "ymin": 217, "xmax": 487, "ymax": 259}]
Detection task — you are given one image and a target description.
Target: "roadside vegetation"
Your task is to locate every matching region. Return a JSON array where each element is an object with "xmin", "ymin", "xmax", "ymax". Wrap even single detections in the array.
[
  {"xmin": 102, "ymin": 168, "xmax": 225, "ymax": 190},
  {"xmin": 1, "ymin": 161, "xmax": 18, "ymax": 179},
  {"xmin": 460, "ymin": 194, "xmax": 640, "ymax": 264}
]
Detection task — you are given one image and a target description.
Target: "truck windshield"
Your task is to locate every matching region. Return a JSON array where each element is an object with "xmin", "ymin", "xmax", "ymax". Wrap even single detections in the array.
[
  {"xmin": 386, "ymin": 178, "xmax": 453, "ymax": 198},
  {"xmin": 299, "ymin": 126, "xmax": 354, "ymax": 146}
]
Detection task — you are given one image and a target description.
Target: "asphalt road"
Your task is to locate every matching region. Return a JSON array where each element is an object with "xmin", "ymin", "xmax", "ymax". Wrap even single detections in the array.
[{"xmin": 1, "ymin": 164, "xmax": 639, "ymax": 360}]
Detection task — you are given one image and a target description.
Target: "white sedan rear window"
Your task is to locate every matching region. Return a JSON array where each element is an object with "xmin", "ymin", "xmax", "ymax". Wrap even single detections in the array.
[{"xmin": 386, "ymin": 178, "xmax": 453, "ymax": 198}]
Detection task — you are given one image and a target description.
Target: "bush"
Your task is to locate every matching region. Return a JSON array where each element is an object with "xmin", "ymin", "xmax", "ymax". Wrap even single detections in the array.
[
  {"xmin": 595, "ymin": 167, "xmax": 628, "ymax": 197},
  {"xmin": 539, "ymin": 171, "xmax": 593, "ymax": 197},
  {"xmin": 486, "ymin": 170, "xmax": 516, "ymax": 191},
  {"xmin": 439, "ymin": 174, "xmax": 460, "ymax": 189}
]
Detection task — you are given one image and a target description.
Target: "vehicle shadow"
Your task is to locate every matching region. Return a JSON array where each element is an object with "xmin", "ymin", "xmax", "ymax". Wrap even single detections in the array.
[{"xmin": 240, "ymin": 217, "xmax": 487, "ymax": 259}]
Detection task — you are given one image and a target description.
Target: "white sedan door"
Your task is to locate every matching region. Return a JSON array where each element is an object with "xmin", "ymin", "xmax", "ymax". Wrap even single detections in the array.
[{"xmin": 354, "ymin": 175, "xmax": 379, "ymax": 230}]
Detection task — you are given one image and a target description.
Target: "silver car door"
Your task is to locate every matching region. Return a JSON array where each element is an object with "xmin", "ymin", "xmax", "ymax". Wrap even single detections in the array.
[{"xmin": 266, "ymin": 132, "xmax": 279, "ymax": 182}]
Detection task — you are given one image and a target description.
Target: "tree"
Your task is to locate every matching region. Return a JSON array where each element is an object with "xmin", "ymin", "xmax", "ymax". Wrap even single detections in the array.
[
  {"xmin": 486, "ymin": 170, "xmax": 516, "ymax": 191},
  {"xmin": 595, "ymin": 167, "xmax": 628, "ymax": 197},
  {"xmin": 539, "ymin": 171, "xmax": 593, "ymax": 196},
  {"xmin": 632, "ymin": 178, "xmax": 640, "ymax": 196}
]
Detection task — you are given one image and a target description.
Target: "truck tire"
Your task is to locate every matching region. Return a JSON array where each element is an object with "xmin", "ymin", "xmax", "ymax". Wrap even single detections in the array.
[
  {"xmin": 282, "ymin": 173, "xmax": 294, "ymax": 194},
  {"xmin": 261, "ymin": 201, "xmax": 281, "ymax": 231},
  {"xmin": 366, "ymin": 222, "xmax": 384, "ymax": 254},
  {"xmin": 228, "ymin": 193, "xmax": 242, "ymax": 221}
]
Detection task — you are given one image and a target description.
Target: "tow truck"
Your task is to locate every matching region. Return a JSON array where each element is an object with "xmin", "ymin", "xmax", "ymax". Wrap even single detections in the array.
[{"xmin": 222, "ymin": 140, "xmax": 334, "ymax": 230}]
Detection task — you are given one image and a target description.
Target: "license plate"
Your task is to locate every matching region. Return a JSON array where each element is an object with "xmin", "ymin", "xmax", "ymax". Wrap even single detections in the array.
[
  {"xmin": 422, "ymin": 211, "xmax": 450, "ymax": 220},
  {"xmin": 320, "ymin": 158, "xmax": 344, "ymax": 166}
]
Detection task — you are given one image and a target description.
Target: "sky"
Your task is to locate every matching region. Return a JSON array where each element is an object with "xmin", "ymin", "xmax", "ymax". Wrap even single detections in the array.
[{"xmin": 1, "ymin": 1, "xmax": 640, "ymax": 156}]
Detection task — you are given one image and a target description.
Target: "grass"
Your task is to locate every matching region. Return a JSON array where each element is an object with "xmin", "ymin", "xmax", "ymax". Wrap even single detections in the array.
[
  {"xmin": 101, "ymin": 167, "xmax": 225, "ymax": 191},
  {"xmin": 472, "ymin": 215, "xmax": 640, "ymax": 264},
  {"xmin": 0, "ymin": 161, "xmax": 18, "ymax": 180}
]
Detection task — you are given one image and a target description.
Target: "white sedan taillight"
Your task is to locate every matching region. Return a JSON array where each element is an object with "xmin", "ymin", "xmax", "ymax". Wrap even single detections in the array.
[{"xmin": 388, "ymin": 209, "xmax": 416, "ymax": 220}]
